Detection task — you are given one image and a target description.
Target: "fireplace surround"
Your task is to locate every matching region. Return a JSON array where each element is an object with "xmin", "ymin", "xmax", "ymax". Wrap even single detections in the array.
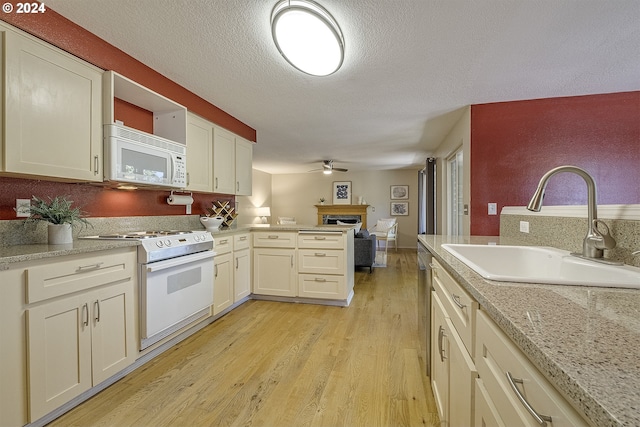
[{"xmin": 316, "ymin": 204, "xmax": 369, "ymax": 228}]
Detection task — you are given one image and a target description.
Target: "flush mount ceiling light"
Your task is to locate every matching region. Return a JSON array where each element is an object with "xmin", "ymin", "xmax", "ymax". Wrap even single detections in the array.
[{"xmin": 271, "ymin": 0, "xmax": 345, "ymax": 76}]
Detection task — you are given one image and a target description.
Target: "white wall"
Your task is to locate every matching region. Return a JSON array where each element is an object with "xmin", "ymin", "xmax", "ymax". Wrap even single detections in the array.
[
  {"xmin": 432, "ymin": 106, "xmax": 471, "ymax": 235},
  {"xmin": 270, "ymin": 169, "xmax": 420, "ymax": 248},
  {"xmin": 236, "ymin": 169, "xmax": 272, "ymax": 225}
]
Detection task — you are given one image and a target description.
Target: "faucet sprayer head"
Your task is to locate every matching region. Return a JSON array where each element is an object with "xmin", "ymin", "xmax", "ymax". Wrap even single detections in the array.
[{"xmin": 527, "ymin": 185, "xmax": 546, "ymax": 212}]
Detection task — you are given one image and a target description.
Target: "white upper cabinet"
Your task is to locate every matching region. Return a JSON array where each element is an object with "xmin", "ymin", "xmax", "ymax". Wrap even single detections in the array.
[
  {"xmin": 1, "ymin": 22, "xmax": 103, "ymax": 181},
  {"xmin": 186, "ymin": 112, "xmax": 214, "ymax": 192},
  {"xmin": 235, "ymin": 137, "xmax": 253, "ymax": 196},
  {"xmin": 213, "ymin": 126, "xmax": 237, "ymax": 194}
]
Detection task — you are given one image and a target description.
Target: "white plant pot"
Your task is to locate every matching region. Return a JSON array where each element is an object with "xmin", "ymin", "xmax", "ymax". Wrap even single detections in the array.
[{"xmin": 48, "ymin": 223, "xmax": 73, "ymax": 245}]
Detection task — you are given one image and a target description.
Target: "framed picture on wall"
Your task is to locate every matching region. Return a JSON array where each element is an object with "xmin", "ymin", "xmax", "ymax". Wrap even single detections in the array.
[
  {"xmin": 390, "ymin": 185, "xmax": 409, "ymax": 199},
  {"xmin": 391, "ymin": 201, "xmax": 408, "ymax": 216},
  {"xmin": 333, "ymin": 181, "xmax": 352, "ymax": 205}
]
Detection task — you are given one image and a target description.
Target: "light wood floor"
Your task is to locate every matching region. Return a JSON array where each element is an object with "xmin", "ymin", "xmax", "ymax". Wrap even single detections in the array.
[{"xmin": 49, "ymin": 249, "xmax": 439, "ymax": 427}]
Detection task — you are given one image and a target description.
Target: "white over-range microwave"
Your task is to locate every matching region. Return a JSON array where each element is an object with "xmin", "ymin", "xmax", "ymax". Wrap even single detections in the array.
[{"xmin": 103, "ymin": 124, "xmax": 187, "ymax": 188}]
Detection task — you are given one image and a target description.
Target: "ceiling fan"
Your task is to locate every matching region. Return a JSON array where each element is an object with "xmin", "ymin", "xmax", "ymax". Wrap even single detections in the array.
[{"xmin": 309, "ymin": 160, "xmax": 348, "ymax": 174}]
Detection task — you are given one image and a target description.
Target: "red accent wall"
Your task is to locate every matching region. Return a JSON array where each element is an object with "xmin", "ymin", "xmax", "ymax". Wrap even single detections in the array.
[
  {"xmin": 0, "ymin": 5, "xmax": 252, "ymax": 221},
  {"xmin": 471, "ymin": 91, "xmax": 640, "ymax": 236}
]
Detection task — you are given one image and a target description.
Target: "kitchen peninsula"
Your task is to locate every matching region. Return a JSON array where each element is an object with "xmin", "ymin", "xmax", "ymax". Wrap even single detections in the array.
[{"xmin": 0, "ymin": 221, "xmax": 354, "ymax": 427}]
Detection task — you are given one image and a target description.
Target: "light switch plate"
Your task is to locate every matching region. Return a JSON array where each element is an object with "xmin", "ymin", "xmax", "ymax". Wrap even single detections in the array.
[
  {"xmin": 520, "ymin": 221, "xmax": 530, "ymax": 233},
  {"xmin": 488, "ymin": 203, "xmax": 497, "ymax": 215},
  {"xmin": 16, "ymin": 199, "xmax": 31, "ymax": 217}
]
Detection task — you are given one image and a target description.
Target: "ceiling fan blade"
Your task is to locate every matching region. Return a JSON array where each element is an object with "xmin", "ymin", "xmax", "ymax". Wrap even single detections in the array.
[{"xmin": 333, "ymin": 167, "xmax": 348, "ymax": 172}]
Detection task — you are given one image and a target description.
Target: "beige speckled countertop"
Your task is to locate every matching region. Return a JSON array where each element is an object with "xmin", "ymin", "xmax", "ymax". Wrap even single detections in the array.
[
  {"xmin": 0, "ymin": 224, "xmax": 353, "ymax": 266},
  {"xmin": 420, "ymin": 234, "xmax": 640, "ymax": 427}
]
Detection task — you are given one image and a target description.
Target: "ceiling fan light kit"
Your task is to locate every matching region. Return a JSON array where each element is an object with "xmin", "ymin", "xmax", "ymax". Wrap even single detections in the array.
[{"xmin": 270, "ymin": 0, "xmax": 345, "ymax": 76}]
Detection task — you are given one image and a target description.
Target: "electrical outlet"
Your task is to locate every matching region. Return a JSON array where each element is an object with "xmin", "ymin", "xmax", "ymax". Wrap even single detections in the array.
[
  {"xmin": 488, "ymin": 203, "xmax": 497, "ymax": 215},
  {"xmin": 16, "ymin": 199, "xmax": 31, "ymax": 217},
  {"xmin": 372, "ymin": 207, "xmax": 375, "ymax": 212},
  {"xmin": 520, "ymin": 221, "xmax": 530, "ymax": 233}
]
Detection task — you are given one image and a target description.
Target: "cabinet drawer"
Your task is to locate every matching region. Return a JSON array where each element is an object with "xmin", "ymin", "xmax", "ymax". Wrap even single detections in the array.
[
  {"xmin": 298, "ymin": 274, "xmax": 345, "ymax": 299},
  {"xmin": 297, "ymin": 232, "xmax": 344, "ymax": 249},
  {"xmin": 233, "ymin": 233, "xmax": 250, "ymax": 250},
  {"xmin": 26, "ymin": 249, "xmax": 135, "ymax": 304},
  {"xmin": 298, "ymin": 249, "xmax": 344, "ymax": 274},
  {"xmin": 432, "ymin": 258, "xmax": 477, "ymax": 357},
  {"xmin": 253, "ymin": 231, "xmax": 296, "ymax": 248},
  {"xmin": 475, "ymin": 310, "xmax": 589, "ymax": 427},
  {"xmin": 214, "ymin": 235, "xmax": 233, "ymax": 254}
]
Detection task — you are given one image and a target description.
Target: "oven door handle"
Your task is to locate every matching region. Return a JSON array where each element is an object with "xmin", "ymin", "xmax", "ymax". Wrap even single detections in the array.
[{"xmin": 146, "ymin": 251, "xmax": 215, "ymax": 273}]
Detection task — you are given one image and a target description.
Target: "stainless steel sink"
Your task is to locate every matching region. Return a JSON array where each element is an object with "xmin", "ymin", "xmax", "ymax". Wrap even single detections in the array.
[{"xmin": 441, "ymin": 244, "xmax": 640, "ymax": 289}]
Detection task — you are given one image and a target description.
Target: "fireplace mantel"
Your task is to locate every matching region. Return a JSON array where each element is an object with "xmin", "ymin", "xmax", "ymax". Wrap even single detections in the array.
[{"xmin": 315, "ymin": 204, "xmax": 369, "ymax": 228}]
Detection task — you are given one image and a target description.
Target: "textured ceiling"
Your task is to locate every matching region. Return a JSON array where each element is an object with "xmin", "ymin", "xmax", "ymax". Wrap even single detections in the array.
[{"xmin": 46, "ymin": 0, "xmax": 640, "ymax": 174}]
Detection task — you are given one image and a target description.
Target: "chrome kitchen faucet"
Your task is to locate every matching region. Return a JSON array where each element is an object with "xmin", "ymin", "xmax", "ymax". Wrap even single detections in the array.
[{"xmin": 527, "ymin": 165, "xmax": 619, "ymax": 264}]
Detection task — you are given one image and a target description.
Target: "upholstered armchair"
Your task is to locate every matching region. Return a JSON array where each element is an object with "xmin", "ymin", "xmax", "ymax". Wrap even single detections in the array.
[
  {"xmin": 354, "ymin": 230, "xmax": 376, "ymax": 273},
  {"xmin": 369, "ymin": 218, "xmax": 398, "ymax": 252}
]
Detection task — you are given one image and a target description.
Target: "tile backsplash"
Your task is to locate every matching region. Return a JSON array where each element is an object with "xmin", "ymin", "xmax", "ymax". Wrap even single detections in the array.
[{"xmin": 501, "ymin": 213, "xmax": 640, "ymax": 268}]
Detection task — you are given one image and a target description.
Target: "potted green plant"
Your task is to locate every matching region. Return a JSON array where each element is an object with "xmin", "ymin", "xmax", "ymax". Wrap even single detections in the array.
[
  {"xmin": 22, "ymin": 196, "xmax": 92, "ymax": 244},
  {"xmin": 319, "ymin": 197, "xmax": 326, "ymax": 205}
]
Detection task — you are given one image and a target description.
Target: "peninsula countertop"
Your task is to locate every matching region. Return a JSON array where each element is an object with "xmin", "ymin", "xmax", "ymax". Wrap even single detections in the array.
[
  {"xmin": 0, "ymin": 224, "xmax": 354, "ymax": 265},
  {"xmin": 420, "ymin": 234, "xmax": 640, "ymax": 427}
]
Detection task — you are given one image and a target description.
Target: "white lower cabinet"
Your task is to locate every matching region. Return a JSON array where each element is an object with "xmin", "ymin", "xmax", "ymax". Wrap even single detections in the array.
[
  {"xmin": 213, "ymin": 252, "xmax": 233, "ymax": 315},
  {"xmin": 430, "ymin": 259, "xmax": 478, "ymax": 427},
  {"xmin": 234, "ymin": 248, "xmax": 251, "ymax": 301},
  {"xmin": 430, "ymin": 257, "xmax": 590, "ymax": 427},
  {"xmin": 475, "ymin": 310, "xmax": 589, "ymax": 427},
  {"xmin": 253, "ymin": 248, "xmax": 297, "ymax": 296},
  {"xmin": 22, "ymin": 249, "xmax": 137, "ymax": 422}
]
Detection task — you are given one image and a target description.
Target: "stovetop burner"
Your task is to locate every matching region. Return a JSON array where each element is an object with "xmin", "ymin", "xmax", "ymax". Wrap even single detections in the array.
[{"xmin": 95, "ymin": 230, "xmax": 195, "ymax": 239}]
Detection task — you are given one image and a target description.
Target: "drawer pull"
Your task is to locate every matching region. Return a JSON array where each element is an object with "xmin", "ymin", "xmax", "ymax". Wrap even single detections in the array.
[
  {"xmin": 239, "ymin": 236, "xmax": 247, "ymax": 241},
  {"xmin": 219, "ymin": 239, "xmax": 228, "ymax": 244},
  {"xmin": 315, "ymin": 252, "xmax": 327, "ymax": 257},
  {"xmin": 314, "ymin": 278, "xmax": 327, "ymax": 282},
  {"xmin": 451, "ymin": 293, "xmax": 467, "ymax": 309},
  {"xmin": 82, "ymin": 303, "xmax": 89, "ymax": 327},
  {"xmin": 314, "ymin": 236, "xmax": 326, "ymax": 240},
  {"xmin": 437, "ymin": 325, "xmax": 447, "ymax": 362},
  {"xmin": 506, "ymin": 372, "xmax": 552, "ymax": 426},
  {"xmin": 94, "ymin": 300, "xmax": 100, "ymax": 322},
  {"xmin": 76, "ymin": 262, "xmax": 103, "ymax": 273},
  {"xmin": 214, "ymin": 264, "xmax": 218, "ymax": 278},
  {"xmin": 268, "ymin": 235, "xmax": 279, "ymax": 239}
]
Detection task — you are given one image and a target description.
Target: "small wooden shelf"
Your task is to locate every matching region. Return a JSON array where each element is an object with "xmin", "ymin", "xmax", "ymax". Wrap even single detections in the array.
[{"xmin": 206, "ymin": 201, "xmax": 238, "ymax": 228}]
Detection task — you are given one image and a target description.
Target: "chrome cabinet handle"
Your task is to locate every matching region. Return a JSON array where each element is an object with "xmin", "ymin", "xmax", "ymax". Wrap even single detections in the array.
[
  {"xmin": 186, "ymin": 172, "xmax": 190, "ymax": 186},
  {"xmin": 290, "ymin": 255, "xmax": 294, "ymax": 267},
  {"xmin": 451, "ymin": 293, "xmax": 467, "ymax": 309},
  {"xmin": 506, "ymin": 372, "xmax": 552, "ymax": 426},
  {"xmin": 235, "ymin": 258, "xmax": 239, "ymax": 269},
  {"xmin": 220, "ymin": 239, "xmax": 228, "ymax": 245},
  {"xmin": 315, "ymin": 252, "xmax": 326, "ymax": 257},
  {"xmin": 76, "ymin": 262, "xmax": 103, "ymax": 273},
  {"xmin": 314, "ymin": 278, "xmax": 327, "ymax": 282},
  {"xmin": 94, "ymin": 300, "xmax": 100, "ymax": 322},
  {"xmin": 239, "ymin": 236, "xmax": 247, "ymax": 241},
  {"xmin": 437, "ymin": 325, "xmax": 447, "ymax": 362},
  {"xmin": 236, "ymin": 182, "xmax": 240, "ymax": 192},
  {"xmin": 314, "ymin": 236, "xmax": 326, "ymax": 240},
  {"xmin": 82, "ymin": 303, "xmax": 89, "ymax": 327},
  {"xmin": 215, "ymin": 177, "xmax": 218, "ymax": 189},
  {"xmin": 268, "ymin": 235, "xmax": 279, "ymax": 239},
  {"xmin": 94, "ymin": 155, "xmax": 99, "ymax": 175},
  {"xmin": 214, "ymin": 264, "xmax": 218, "ymax": 277}
]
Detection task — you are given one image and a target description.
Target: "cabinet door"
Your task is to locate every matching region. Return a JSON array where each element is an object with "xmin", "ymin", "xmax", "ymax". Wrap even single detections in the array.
[
  {"xmin": 253, "ymin": 248, "xmax": 296, "ymax": 297},
  {"xmin": 431, "ymin": 292, "xmax": 449, "ymax": 423},
  {"xmin": 4, "ymin": 28, "xmax": 102, "ymax": 181},
  {"xmin": 448, "ymin": 317, "xmax": 478, "ymax": 427},
  {"xmin": 27, "ymin": 295, "xmax": 92, "ymax": 421},
  {"xmin": 90, "ymin": 282, "xmax": 136, "ymax": 385},
  {"xmin": 235, "ymin": 137, "xmax": 253, "ymax": 195},
  {"xmin": 186, "ymin": 113, "xmax": 213, "ymax": 192},
  {"xmin": 213, "ymin": 252, "xmax": 233, "ymax": 315},
  {"xmin": 234, "ymin": 248, "xmax": 251, "ymax": 301},
  {"xmin": 213, "ymin": 127, "xmax": 236, "ymax": 194}
]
